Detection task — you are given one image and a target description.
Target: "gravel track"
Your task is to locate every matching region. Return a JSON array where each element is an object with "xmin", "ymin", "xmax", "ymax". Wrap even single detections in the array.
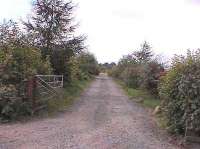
[{"xmin": 0, "ymin": 74, "xmax": 186, "ymax": 149}]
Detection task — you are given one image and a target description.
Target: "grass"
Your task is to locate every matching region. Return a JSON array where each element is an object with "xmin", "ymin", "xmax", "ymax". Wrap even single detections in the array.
[
  {"xmin": 47, "ymin": 78, "xmax": 93, "ymax": 114},
  {"xmin": 115, "ymin": 79, "xmax": 169, "ymax": 131},
  {"xmin": 116, "ymin": 79, "xmax": 160, "ymax": 109}
]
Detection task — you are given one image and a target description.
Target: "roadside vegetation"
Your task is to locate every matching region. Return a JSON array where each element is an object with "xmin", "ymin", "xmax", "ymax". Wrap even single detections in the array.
[
  {"xmin": 159, "ymin": 51, "xmax": 200, "ymax": 135},
  {"xmin": 47, "ymin": 78, "xmax": 92, "ymax": 114},
  {"xmin": 108, "ymin": 41, "xmax": 163, "ymax": 108},
  {"xmin": 0, "ymin": 0, "xmax": 99, "ymax": 121},
  {"xmin": 109, "ymin": 41, "xmax": 200, "ymax": 138},
  {"xmin": 115, "ymin": 79, "xmax": 160, "ymax": 109}
]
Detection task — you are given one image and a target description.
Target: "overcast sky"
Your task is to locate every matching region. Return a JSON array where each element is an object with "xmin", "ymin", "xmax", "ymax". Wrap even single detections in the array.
[{"xmin": 0, "ymin": 0, "xmax": 200, "ymax": 63}]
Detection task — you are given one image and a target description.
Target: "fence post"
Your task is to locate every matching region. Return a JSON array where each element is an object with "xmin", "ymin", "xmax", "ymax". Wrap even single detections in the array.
[
  {"xmin": 62, "ymin": 75, "xmax": 64, "ymax": 87},
  {"xmin": 54, "ymin": 75, "xmax": 56, "ymax": 88},
  {"xmin": 32, "ymin": 76, "xmax": 37, "ymax": 113},
  {"xmin": 27, "ymin": 79, "xmax": 33, "ymax": 101}
]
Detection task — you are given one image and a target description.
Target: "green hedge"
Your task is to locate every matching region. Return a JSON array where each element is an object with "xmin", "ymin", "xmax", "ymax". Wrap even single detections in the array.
[
  {"xmin": 0, "ymin": 47, "xmax": 52, "ymax": 121},
  {"xmin": 159, "ymin": 50, "xmax": 200, "ymax": 134}
]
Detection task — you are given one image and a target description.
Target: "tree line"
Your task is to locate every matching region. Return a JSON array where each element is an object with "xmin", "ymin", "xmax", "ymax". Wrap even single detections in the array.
[{"xmin": 109, "ymin": 41, "xmax": 200, "ymax": 136}]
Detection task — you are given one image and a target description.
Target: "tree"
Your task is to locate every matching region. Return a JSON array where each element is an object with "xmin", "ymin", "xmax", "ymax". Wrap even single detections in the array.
[
  {"xmin": 0, "ymin": 20, "xmax": 23, "ymax": 49},
  {"xmin": 133, "ymin": 41, "xmax": 153, "ymax": 64},
  {"xmin": 77, "ymin": 52, "xmax": 99, "ymax": 76},
  {"xmin": 23, "ymin": 0, "xmax": 76, "ymax": 56},
  {"xmin": 24, "ymin": 0, "xmax": 86, "ymax": 81}
]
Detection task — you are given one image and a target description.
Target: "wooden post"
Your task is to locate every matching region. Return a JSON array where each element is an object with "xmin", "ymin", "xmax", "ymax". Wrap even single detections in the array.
[
  {"xmin": 32, "ymin": 76, "xmax": 37, "ymax": 112},
  {"xmin": 54, "ymin": 75, "xmax": 55, "ymax": 88},
  {"xmin": 27, "ymin": 78, "xmax": 33, "ymax": 100}
]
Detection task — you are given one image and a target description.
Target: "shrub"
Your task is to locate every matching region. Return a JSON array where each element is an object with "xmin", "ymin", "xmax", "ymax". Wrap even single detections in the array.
[
  {"xmin": 77, "ymin": 52, "xmax": 99, "ymax": 76},
  {"xmin": 159, "ymin": 50, "xmax": 200, "ymax": 134},
  {"xmin": 141, "ymin": 60, "xmax": 164, "ymax": 95},
  {"xmin": 0, "ymin": 85, "xmax": 32, "ymax": 121},
  {"xmin": 109, "ymin": 42, "xmax": 164, "ymax": 95},
  {"xmin": 120, "ymin": 65, "xmax": 141, "ymax": 88},
  {"xmin": 0, "ymin": 47, "xmax": 52, "ymax": 120}
]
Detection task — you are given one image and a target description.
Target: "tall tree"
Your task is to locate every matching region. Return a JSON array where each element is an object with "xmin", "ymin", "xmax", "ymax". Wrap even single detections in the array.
[
  {"xmin": 24, "ymin": 0, "xmax": 86, "ymax": 79},
  {"xmin": 23, "ymin": 0, "xmax": 76, "ymax": 56},
  {"xmin": 133, "ymin": 41, "xmax": 153, "ymax": 64}
]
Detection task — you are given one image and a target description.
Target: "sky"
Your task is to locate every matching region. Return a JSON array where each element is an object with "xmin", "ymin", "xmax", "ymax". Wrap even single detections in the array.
[{"xmin": 0, "ymin": 0, "xmax": 200, "ymax": 63}]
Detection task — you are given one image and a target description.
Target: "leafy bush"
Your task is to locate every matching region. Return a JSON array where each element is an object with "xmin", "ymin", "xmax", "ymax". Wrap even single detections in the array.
[
  {"xmin": 141, "ymin": 60, "xmax": 164, "ymax": 95},
  {"xmin": 0, "ymin": 85, "xmax": 32, "ymax": 121},
  {"xmin": 77, "ymin": 52, "xmax": 99, "ymax": 77},
  {"xmin": 120, "ymin": 65, "xmax": 141, "ymax": 88},
  {"xmin": 1, "ymin": 47, "xmax": 52, "ymax": 85},
  {"xmin": 159, "ymin": 50, "xmax": 200, "ymax": 134},
  {"xmin": 109, "ymin": 42, "xmax": 164, "ymax": 95},
  {"xmin": 0, "ymin": 47, "xmax": 52, "ymax": 120}
]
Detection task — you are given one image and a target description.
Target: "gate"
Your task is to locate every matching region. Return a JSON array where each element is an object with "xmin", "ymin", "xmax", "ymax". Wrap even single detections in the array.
[{"xmin": 27, "ymin": 75, "xmax": 64, "ymax": 113}]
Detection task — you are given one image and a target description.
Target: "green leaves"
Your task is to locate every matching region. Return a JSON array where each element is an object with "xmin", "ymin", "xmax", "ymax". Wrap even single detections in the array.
[
  {"xmin": 110, "ymin": 41, "xmax": 163, "ymax": 94},
  {"xmin": 159, "ymin": 49, "xmax": 200, "ymax": 134},
  {"xmin": 0, "ymin": 47, "xmax": 52, "ymax": 121}
]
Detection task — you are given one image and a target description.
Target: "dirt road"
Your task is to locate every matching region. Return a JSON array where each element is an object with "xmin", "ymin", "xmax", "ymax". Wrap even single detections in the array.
[{"xmin": 0, "ymin": 74, "xmax": 182, "ymax": 149}]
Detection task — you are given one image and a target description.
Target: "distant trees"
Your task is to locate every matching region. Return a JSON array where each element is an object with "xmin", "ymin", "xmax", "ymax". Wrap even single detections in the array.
[
  {"xmin": 110, "ymin": 41, "xmax": 200, "ymax": 136},
  {"xmin": 99, "ymin": 62, "xmax": 116, "ymax": 72},
  {"xmin": 77, "ymin": 52, "xmax": 99, "ymax": 77},
  {"xmin": 110, "ymin": 41, "xmax": 164, "ymax": 94}
]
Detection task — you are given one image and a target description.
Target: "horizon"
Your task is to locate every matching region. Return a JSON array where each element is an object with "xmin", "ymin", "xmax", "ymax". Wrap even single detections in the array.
[{"xmin": 1, "ymin": 0, "xmax": 200, "ymax": 63}]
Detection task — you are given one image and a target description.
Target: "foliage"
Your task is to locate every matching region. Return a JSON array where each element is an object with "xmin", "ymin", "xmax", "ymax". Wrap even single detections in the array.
[
  {"xmin": 110, "ymin": 41, "xmax": 164, "ymax": 94},
  {"xmin": 0, "ymin": 47, "xmax": 52, "ymax": 120},
  {"xmin": 24, "ymin": 0, "xmax": 87, "ymax": 85},
  {"xmin": 1, "ymin": 47, "xmax": 52, "ymax": 85},
  {"xmin": 0, "ymin": 20, "xmax": 23, "ymax": 48},
  {"xmin": 116, "ymin": 79, "xmax": 160, "ymax": 109},
  {"xmin": 77, "ymin": 52, "xmax": 99, "ymax": 77},
  {"xmin": 0, "ymin": 0, "xmax": 98, "ymax": 121},
  {"xmin": 133, "ymin": 41, "xmax": 153, "ymax": 64},
  {"xmin": 47, "ymin": 78, "xmax": 92, "ymax": 114},
  {"xmin": 24, "ymin": 0, "xmax": 75, "ymax": 52},
  {"xmin": 141, "ymin": 60, "xmax": 164, "ymax": 94},
  {"xmin": 159, "ymin": 50, "xmax": 200, "ymax": 134},
  {"xmin": 0, "ymin": 85, "xmax": 32, "ymax": 121},
  {"xmin": 99, "ymin": 62, "xmax": 116, "ymax": 72}
]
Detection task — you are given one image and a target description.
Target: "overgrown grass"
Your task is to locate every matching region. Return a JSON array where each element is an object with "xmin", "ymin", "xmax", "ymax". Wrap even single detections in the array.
[
  {"xmin": 47, "ymin": 78, "xmax": 93, "ymax": 114},
  {"xmin": 116, "ymin": 79, "xmax": 160, "ymax": 109}
]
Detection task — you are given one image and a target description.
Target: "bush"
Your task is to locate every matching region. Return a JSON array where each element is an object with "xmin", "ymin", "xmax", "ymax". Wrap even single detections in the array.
[
  {"xmin": 1, "ymin": 47, "xmax": 52, "ymax": 85},
  {"xmin": 120, "ymin": 65, "xmax": 141, "ymax": 88},
  {"xmin": 0, "ymin": 47, "xmax": 52, "ymax": 120},
  {"xmin": 77, "ymin": 52, "xmax": 99, "ymax": 76},
  {"xmin": 109, "ymin": 42, "xmax": 164, "ymax": 95},
  {"xmin": 141, "ymin": 60, "xmax": 164, "ymax": 95},
  {"xmin": 159, "ymin": 50, "xmax": 200, "ymax": 134}
]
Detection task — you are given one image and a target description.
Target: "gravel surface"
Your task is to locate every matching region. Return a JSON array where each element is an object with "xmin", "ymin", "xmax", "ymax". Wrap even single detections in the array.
[{"xmin": 0, "ymin": 74, "xmax": 192, "ymax": 149}]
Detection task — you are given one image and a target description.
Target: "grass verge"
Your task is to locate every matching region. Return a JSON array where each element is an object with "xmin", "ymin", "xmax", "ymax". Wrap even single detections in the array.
[
  {"xmin": 115, "ymin": 79, "xmax": 160, "ymax": 109},
  {"xmin": 115, "ymin": 79, "xmax": 168, "ymax": 129},
  {"xmin": 47, "ymin": 78, "xmax": 93, "ymax": 114},
  {"xmin": 112, "ymin": 79, "xmax": 171, "ymax": 136}
]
